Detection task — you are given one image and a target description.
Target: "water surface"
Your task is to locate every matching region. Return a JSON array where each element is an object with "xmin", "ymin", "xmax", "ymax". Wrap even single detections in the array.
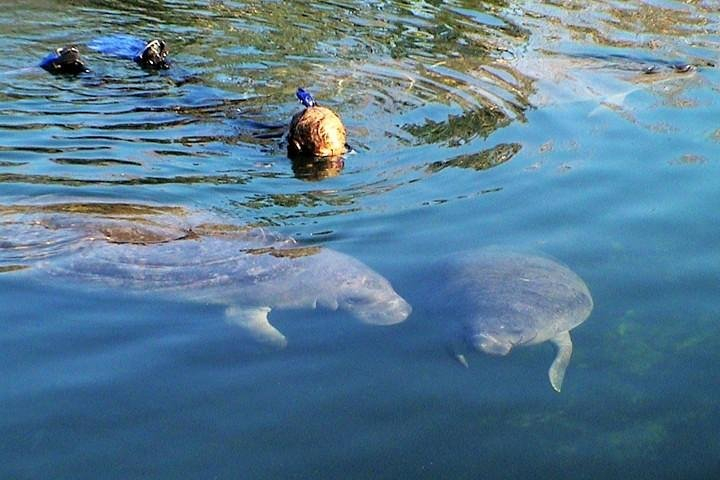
[{"xmin": 1, "ymin": 1, "xmax": 719, "ymax": 478}]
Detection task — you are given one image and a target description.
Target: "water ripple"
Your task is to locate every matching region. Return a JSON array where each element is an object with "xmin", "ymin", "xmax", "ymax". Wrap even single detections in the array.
[{"xmin": 0, "ymin": 0, "xmax": 580, "ymax": 227}]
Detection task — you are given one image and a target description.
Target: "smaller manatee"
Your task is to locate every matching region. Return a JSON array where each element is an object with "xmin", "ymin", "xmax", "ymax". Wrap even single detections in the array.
[
  {"xmin": 39, "ymin": 46, "xmax": 89, "ymax": 75},
  {"xmin": 288, "ymin": 88, "xmax": 347, "ymax": 158},
  {"xmin": 436, "ymin": 249, "xmax": 593, "ymax": 392}
]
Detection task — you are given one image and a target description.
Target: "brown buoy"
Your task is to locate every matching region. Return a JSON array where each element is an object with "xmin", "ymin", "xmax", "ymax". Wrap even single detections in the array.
[{"xmin": 287, "ymin": 88, "xmax": 347, "ymax": 158}]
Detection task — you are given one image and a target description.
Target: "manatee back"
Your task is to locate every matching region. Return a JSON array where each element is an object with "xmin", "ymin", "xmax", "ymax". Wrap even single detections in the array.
[
  {"xmin": 3, "ymin": 204, "xmax": 408, "ymax": 319},
  {"xmin": 40, "ymin": 230, "xmax": 325, "ymax": 305},
  {"xmin": 33, "ymin": 219, "xmax": 397, "ymax": 313}
]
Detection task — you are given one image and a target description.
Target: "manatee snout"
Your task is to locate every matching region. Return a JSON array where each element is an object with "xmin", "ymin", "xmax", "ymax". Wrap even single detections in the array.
[{"xmin": 341, "ymin": 292, "xmax": 412, "ymax": 325}]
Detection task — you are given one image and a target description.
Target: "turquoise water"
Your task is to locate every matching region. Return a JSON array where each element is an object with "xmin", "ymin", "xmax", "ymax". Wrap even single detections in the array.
[{"xmin": 2, "ymin": 1, "xmax": 720, "ymax": 478}]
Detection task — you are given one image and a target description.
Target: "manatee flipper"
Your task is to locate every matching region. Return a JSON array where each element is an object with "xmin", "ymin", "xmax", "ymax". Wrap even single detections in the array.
[
  {"xmin": 548, "ymin": 330, "xmax": 573, "ymax": 392},
  {"xmin": 446, "ymin": 333, "xmax": 469, "ymax": 368},
  {"xmin": 225, "ymin": 306, "xmax": 287, "ymax": 348},
  {"xmin": 454, "ymin": 353, "xmax": 469, "ymax": 368}
]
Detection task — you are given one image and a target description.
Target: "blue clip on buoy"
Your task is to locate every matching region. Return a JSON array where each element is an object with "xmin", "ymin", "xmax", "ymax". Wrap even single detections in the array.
[{"xmin": 296, "ymin": 88, "xmax": 316, "ymax": 108}]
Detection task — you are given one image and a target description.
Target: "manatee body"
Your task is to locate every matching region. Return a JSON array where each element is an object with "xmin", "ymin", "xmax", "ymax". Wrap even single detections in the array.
[
  {"xmin": 437, "ymin": 249, "xmax": 593, "ymax": 392},
  {"xmin": 1, "ymin": 203, "xmax": 410, "ymax": 347}
]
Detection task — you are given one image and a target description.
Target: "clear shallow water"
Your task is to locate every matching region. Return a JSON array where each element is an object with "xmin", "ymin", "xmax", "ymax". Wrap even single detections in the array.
[{"xmin": 1, "ymin": 1, "xmax": 719, "ymax": 478}]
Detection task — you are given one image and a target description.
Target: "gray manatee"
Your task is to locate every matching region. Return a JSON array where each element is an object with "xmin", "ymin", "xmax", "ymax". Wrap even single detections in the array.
[
  {"xmin": 0, "ymin": 202, "xmax": 411, "ymax": 347},
  {"xmin": 435, "ymin": 249, "xmax": 593, "ymax": 392}
]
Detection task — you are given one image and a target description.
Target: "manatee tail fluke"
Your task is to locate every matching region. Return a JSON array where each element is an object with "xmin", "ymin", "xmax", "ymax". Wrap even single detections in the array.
[
  {"xmin": 548, "ymin": 330, "xmax": 573, "ymax": 392},
  {"xmin": 225, "ymin": 306, "xmax": 287, "ymax": 348}
]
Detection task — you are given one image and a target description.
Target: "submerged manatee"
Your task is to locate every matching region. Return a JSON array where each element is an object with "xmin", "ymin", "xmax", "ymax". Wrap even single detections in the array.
[
  {"xmin": 516, "ymin": 51, "xmax": 707, "ymax": 114},
  {"xmin": 438, "ymin": 249, "xmax": 593, "ymax": 392},
  {"xmin": 1, "ymin": 203, "xmax": 410, "ymax": 347}
]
